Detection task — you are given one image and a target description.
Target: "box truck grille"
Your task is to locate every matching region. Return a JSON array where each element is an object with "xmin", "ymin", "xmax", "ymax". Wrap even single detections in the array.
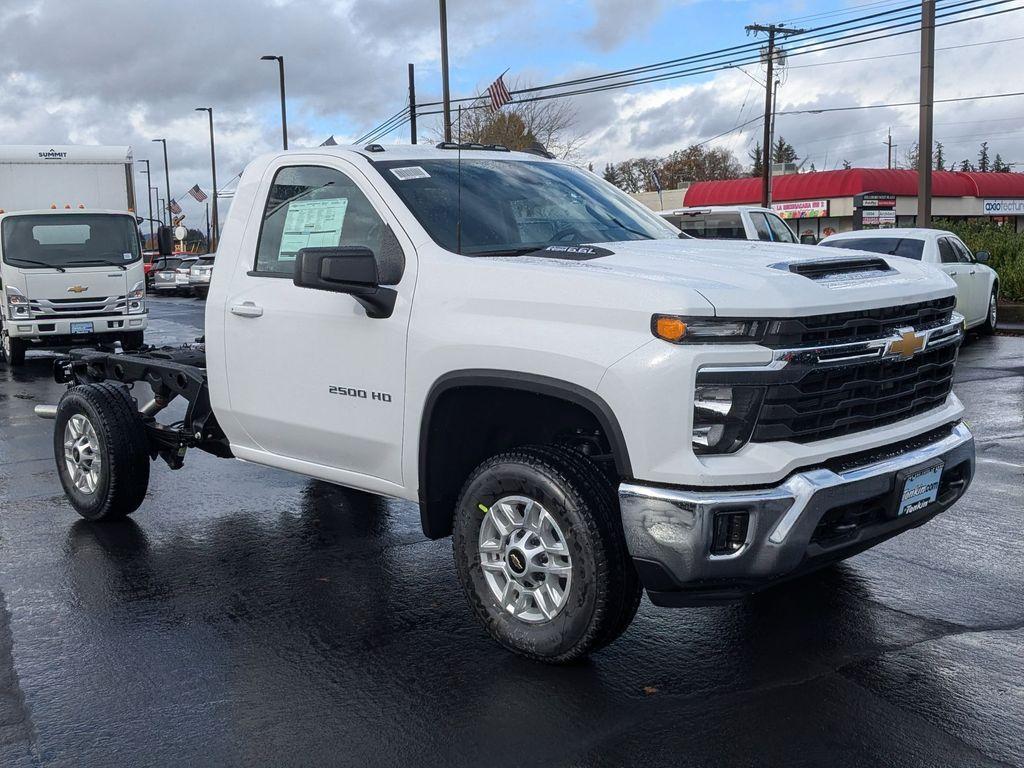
[{"xmin": 30, "ymin": 295, "xmax": 127, "ymax": 318}]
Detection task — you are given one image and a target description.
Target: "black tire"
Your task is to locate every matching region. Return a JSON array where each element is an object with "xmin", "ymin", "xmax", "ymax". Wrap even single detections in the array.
[
  {"xmin": 121, "ymin": 331, "xmax": 145, "ymax": 351},
  {"xmin": 193, "ymin": 287, "xmax": 208, "ymax": 300},
  {"xmin": 453, "ymin": 445, "xmax": 643, "ymax": 663},
  {"xmin": 980, "ymin": 288, "xmax": 998, "ymax": 335},
  {"xmin": 1, "ymin": 328, "xmax": 26, "ymax": 366},
  {"xmin": 54, "ymin": 383, "xmax": 150, "ymax": 521}
]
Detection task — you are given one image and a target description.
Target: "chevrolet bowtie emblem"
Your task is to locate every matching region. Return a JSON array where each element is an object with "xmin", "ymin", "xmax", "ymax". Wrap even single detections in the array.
[
  {"xmin": 887, "ymin": 329, "xmax": 926, "ymax": 360},
  {"xmin": 67, "ymin": 285, "xmax": 88, "ymax": 294}
]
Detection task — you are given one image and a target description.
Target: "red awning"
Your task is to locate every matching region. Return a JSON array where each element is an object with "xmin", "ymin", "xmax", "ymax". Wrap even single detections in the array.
[{"xmin": 682, "ymin": 168, "xmax": 1024, "ymax": 206}]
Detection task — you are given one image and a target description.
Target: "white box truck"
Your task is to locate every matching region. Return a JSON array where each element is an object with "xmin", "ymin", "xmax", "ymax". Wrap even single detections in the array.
[{"xmin": 0, "ymin": 145, "xmax": 148, "ymax": 365}]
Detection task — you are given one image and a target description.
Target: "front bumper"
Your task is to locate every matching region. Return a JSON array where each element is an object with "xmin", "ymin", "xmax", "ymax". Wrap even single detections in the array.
[
  {"xmin": 5, "ymin": 313, "xmax": 148, "ymax": 341},
  {"xmin": 620, "ymin": 422, "xmax": 975, "ymax": 606}
]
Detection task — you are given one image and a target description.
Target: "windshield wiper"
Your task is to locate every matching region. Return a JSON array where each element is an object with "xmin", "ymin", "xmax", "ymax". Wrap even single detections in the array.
[
  {"xmin": 5, "ymin": 258, "xmax": 65, "ymax": 272},
  {"xmin": 607, "ymin": 216, "xmax": 654, "ymax": 240},
  {"xmin": 65, "ymin": 259, "xmax": 128, "ymax": 271},
  {"xmin": 469, "ymin": 246, "xmax": 546, "ymax": 258}
]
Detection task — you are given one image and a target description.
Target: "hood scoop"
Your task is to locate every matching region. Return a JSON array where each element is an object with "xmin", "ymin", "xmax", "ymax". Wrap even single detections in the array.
[{"xmin": 777, "ymin": 257, "xmax": 894, "ymax": 281}]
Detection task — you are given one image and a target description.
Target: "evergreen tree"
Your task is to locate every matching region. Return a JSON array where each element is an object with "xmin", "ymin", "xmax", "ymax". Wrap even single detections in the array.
[
  {"xmin": 934, "ymin": 141, "xmax": 945, "ymax": 171},
  {"xmin": 958, "ymin": 158, "xmax": 973, "ymax": 172},
  {"xmin": 993, "ymin": 154, "xmax": 1012, "ymax": 172},
  {"xmin": 602, "ymin": 163, "xmax": 621, "ymax": 186},
  {"xmin": 977, "ymin": 142, "xmax": 990, "ymax": 173},
  {"xmin": 771, "ymin": 136, "xmax": 797, "ymax": 164},
  {"xmin": 842, "ymin": 159, "xmax": 852, "ymax": 170},
  {"xmin": 748, "ymin": 143, "xmax": 764, "ymax": 177}
]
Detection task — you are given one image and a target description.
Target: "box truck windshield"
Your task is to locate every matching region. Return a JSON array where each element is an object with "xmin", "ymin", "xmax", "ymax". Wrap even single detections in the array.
[{"xmin": 2, "ymin": 213, "xmax": 141, "ymax": 270}]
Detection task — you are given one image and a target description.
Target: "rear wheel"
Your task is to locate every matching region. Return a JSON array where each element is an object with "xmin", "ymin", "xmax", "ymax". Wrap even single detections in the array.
[
  {"xmin": 54, "ymin": 383, "xmax": 150, "ymax": 521},
  {"xmin": 1, "ymin": 328, "xmax": 26, "ymax": 366},
  {"xmin": 980, "ymin": 288, "xmax": 998, "ymax": 335},
  {"xmin": 453, "ymin": 445, "xmax": 642, "ymax": 663}
]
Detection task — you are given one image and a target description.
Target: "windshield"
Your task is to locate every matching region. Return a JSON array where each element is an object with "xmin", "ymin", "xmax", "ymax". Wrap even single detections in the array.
[
  {"xmin": 1, "ymin": 213, "xmax": 141, "ymax": 269},
  {"xmin": 821, "ymin": 237, "xmax": 924, "ymax": 260},
  {"xmin": 375, "ymin": 159, "xmax": 678, "ymax": 255}
]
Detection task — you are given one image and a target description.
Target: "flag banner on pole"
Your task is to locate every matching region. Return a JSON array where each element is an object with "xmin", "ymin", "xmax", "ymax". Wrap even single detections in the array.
[
  {"xmin": 169, "ymin": 199, "xmax": 182, "ymax": 215},
  {"xmin": 320, "ymin": 135, "xmax": 338, "ymax": 146},
  {"xmin": 187, "ymin": 184, "xmax": 208, "ymax": 203},
  {"xmin": 487, "ymin": 74, "xmax": 513, "ymax": 112}
]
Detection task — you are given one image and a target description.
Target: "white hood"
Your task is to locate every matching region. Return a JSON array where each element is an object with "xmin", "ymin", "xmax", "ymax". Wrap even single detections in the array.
[{"xmin": 495, "ymin": 238, "xmax": 957, "ymax": 317}]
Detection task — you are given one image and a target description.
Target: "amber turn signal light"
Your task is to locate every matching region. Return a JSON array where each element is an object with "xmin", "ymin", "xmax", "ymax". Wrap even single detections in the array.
[{"xmin": 654, "ymin": 316, "xmax": 687, "ymax": 342}]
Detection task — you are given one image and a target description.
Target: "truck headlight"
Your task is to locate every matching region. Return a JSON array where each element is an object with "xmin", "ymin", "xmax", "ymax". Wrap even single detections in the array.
[
  {"xmin": 653, "ymin": 315, "xmax": 766, "ymax": 344},
  {"xmin": 5, "ymin": 286, "xmax": 32, "ymax": 320},
  {"xmin": 692, "ymin": 385, "xmax": 763, "ymax": 455},
  {"xmin": 127, "ymin": 281, "xmax": 146, "ymax": 314}
]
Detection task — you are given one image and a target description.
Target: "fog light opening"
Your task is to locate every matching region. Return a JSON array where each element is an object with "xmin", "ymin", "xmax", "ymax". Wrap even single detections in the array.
[{"xmin": 711, "ymin": 511, "xmax": 750, "ymax": 556}]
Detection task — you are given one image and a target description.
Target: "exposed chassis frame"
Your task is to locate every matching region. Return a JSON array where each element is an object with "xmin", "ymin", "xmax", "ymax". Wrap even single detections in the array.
[{"xmin": 54, "ymin": 346, "xmax": 232, "ymax": 468}]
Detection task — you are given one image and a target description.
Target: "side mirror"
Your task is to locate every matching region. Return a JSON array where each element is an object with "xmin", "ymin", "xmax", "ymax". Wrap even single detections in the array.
[
  {"xmin": 801, "ymin": 234, "xmax": 818, "ymax": 245},
  {"xmin": 975, "ymin": 250, "xmax": 990, "ymax": 263},
  {"xmin": 157, "ymin": 225, "xmax": 175, "ymax": 256},
  {"xmin": 293, "ymin": 246, "xmax": 397, "ymax": 319}
]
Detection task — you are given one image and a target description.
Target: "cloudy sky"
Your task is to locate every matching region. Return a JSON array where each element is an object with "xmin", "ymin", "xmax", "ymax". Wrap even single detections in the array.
[{"xmin": 1, "ymin": 0, "xmax": 1022, "ymax": 226}]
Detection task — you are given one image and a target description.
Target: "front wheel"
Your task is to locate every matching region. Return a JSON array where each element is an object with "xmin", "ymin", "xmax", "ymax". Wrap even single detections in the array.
[
  {"xmin": 1, "ymin": 328, "xmax": 26, "ymax": 366},
  {"xmin": 453, "ymin": 445, "xmax": 642, "ymax": 663},
  {"xmin": 980, "ymin": 289, "xmax": 998, "ymax": 335},
  {"xmin": 120, "ymin": 331, "xmax": 145, "ymax": 351},
  {"xmin": 54, "ymin": 383, "xmax": 151, "ymax": 521}
]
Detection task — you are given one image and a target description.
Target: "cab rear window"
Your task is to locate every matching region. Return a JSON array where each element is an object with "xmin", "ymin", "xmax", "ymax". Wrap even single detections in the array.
[{"xmin": 674, "ymin": 214, "xmax": 746, "ymax": 239}]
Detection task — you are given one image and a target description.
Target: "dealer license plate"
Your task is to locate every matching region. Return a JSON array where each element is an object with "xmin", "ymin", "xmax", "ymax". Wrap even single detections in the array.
[
  {"xmin": 898, "ymin": 463, "xmax": 942, "ymax": 516},
  {"xmin": 70, "ymin": 321, "xmax": 94, "ymax": 335}
]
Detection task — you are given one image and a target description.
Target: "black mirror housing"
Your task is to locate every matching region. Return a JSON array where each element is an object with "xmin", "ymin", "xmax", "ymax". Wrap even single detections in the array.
[
  {"xmin": 157, "ymin": 226, "xmax": 175, "ymax": 256},
  {"xmin": 293, "ymin": 247, "xmax": 397, "ymax": 319},
  {"xmin": 975, "ymin": 250, "xmax": 990, "ymax": 263}
]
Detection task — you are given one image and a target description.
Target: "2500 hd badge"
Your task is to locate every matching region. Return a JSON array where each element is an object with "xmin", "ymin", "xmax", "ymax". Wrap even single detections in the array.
[{"xmin": 328, "ymin": 385, "xmax": 392, "ymax": 403}]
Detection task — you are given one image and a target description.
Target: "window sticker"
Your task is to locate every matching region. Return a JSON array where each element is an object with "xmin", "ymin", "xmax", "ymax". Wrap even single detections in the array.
[
  {"xmin": 278, "ymin": 198, "xmax": 349, "ymax": 261},
  {"xmin": 122, "ymin": 252, "xmax": 133, "ymax": 260},
  {"xmin": 389, "ymin": 166, "xmax": 431, "ymax": 181}
]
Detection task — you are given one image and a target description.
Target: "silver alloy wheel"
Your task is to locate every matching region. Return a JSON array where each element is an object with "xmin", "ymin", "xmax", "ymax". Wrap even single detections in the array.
[
  {"xmin": 63, "ymin": 414, "xmax": 103, "ymax": 494},
  {"xmin": 990, "ymin": 293, "xmax": 997, "ymax": 327},
  {"xmin": 478, "ymin": 495, "xmax": 573, "ymax": 623}
]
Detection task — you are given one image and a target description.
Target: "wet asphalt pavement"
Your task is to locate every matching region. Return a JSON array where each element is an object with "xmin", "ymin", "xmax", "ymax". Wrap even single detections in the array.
[{"xmin": 0, "ymin": 296, "xmax": 1022, "ymax": 767}]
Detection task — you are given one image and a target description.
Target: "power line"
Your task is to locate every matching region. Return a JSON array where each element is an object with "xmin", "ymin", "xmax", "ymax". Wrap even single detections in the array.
[
  {"xmin": 787, "ymin": 31, "xmax": 1024, "ymax": 68},
  {"xmin": 777, "ymin": 89, "xmax": 1024, "ymax": 116}
]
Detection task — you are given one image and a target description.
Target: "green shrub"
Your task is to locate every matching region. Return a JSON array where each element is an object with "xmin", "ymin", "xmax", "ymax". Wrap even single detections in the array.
[{"xmin": 932, "ymin": 218, "xmax": 1024, "ymax": 301}]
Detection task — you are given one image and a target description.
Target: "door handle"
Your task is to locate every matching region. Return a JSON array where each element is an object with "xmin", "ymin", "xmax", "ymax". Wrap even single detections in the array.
[
  {"xmin": 230, "ymin": 302, "xmax": 263, "ymax": 318},
  {"xmin": 969, "ymin": 269, "xmax": 977, "ymax": 275}
]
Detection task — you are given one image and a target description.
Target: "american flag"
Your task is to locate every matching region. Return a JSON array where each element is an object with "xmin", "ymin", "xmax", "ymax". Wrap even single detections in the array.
[
  {"xmin": 168, "ymin": 199, "xmax": 182, "ymax": 215},
  {"xmin": 487, "ymin": 74, "xmax": 513, "ymax": 112},
  {"xmin": 187, "ymin": 184, "xmax": 208, "ymax": 203}
]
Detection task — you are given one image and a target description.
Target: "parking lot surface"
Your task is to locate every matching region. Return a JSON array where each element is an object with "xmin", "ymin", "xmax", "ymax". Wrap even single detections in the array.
[{"xmin": 0, "ymin": 296, "xmax": 1022, "ymax": 767}]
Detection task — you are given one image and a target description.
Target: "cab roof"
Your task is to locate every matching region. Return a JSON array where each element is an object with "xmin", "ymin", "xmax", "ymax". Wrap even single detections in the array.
[
  {"xmin": 271, "ymin": 143, "xmax": 559, "ymax": 164},
  {"xmin": 824, "ymin": 227, "xmax": 952, "ymax": 241}
]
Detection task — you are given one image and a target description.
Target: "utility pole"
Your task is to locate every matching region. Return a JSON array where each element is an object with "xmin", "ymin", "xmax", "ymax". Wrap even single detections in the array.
[
  {"xmin": 205, "ymin": 202, "xmax": 211, "ymax": 251},
  {"xmin": 152, "ymin": 138, "xmax": 171, "ymax": 228},
  {"xmin": 195, "ymin": 108, "xmax": 219, "ymax": 251},
  {"xmin": 138, "ymin": 159, "xmax": 154, "ymax": 248},
  {"xmin": 408, "ymin": 63, "xmax": 418, "ymax": 144},
  {"xmin": 439, "ymin": 0, "xmax": 453, "ymax": 142},
  {"xmin": 150, "ymin": 186, "xmax": 160, "ymax": 225},
  {"xmin": 885, "ymin": 128, "xmax": 896, "ymax": 169},
  {"xmin": 917, "ymin": 0, "xmax": 936, "ymax": 226},
  {"xmin": 745, "ymin": 23, "xmax": 805, "ymax": 208}
]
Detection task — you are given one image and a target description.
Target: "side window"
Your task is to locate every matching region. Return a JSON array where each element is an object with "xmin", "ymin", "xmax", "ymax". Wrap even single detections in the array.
[
  {"xmin": 254, "ymin": 165, "xmax": 386, "ymax": 275},
  {"xmin": 766, "ymin": 214, "xmax": 797, "ymax": 243},
  {"xmin": 749, "ymin": 213, "xmax": 773, "ymax": 241},
  {"xmin": 951, "ymin": 238, "xmax": 974, "ymax": 263},
  {"xmin": 937, "ymin": 238, "xmax": 958, "ymax": 264}
]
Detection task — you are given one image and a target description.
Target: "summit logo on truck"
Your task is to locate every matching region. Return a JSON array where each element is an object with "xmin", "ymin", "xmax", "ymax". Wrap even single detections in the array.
[{"xmin": 38, "ymin": 148, "xmax": 68, "ymax": 160}]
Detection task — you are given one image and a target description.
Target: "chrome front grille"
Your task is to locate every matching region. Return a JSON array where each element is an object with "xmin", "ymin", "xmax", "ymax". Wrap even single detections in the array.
[{"xmin": 29, "ymin": 295, "xmax": 127, "ymax": 318}]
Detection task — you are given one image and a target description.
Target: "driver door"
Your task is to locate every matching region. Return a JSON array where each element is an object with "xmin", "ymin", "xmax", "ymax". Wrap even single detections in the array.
[
  {"xmin": 936, "ymin": 237, "xmax": 975, "ymax": 324},
  {"xmin": 222, "ymin": 157, "xmax": 416, "ymax": 485}
]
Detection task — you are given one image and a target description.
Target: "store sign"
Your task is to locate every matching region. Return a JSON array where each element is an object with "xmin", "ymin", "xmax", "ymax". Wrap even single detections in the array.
[
  {"xmin": 862, "ymin": 209, "xmax": 896, "ymax": 225},
  {"xmin": 983, "ymin": 199, "xmax": 1024, "ymax": 215},
  {"xmin": 856, "ymin": 192, "xmax": 897, "ymax": 208},
  {"xmin": 772, "ymin": 200, "xmax": 829, "ymax": 219}
]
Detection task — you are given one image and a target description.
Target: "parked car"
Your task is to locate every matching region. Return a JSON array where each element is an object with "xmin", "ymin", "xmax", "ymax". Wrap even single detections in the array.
[
  {"xmin": 820, "ymin": 228, "xmax": 998, "ymax": 333},
  {"xmin": 151, "ymin": 256, "xmax": 197, "ymax": 295},
  {"xmin": 659, "ymin": 206, "xmax": 799, "ymax": 243},
  {"xmin": 188, "ymin": 254, "xmax": 216, "ymax": 299},
  {"xmin": 35, "ymin": 145, "xmax": 973, "ymax": 663}
]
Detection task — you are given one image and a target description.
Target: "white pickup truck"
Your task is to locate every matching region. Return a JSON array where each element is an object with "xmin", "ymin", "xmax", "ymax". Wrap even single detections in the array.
[{"xmin": 36, "ymin": 145, "xmax": 975, "ymax": 663}]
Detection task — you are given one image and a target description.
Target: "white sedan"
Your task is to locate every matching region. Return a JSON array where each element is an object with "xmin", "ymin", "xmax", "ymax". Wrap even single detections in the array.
[{"xmin": 819, "ymin": 227, "xmax": 999, "ymax": 333}]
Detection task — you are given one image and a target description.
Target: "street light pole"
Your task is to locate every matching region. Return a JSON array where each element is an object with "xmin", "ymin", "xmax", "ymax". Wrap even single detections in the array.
[
  {"xmin": 195, "ymin": 107, "xmax": 220, "ymax": 251},
  {"xmin": 261, "ymin": 55, "xmax": 288, "ymax": 149},
  {"xmin": 150, "ymin": 186, "xmax": 160, "ymax": 225},
  {"xmin": 917, "ymin": 0, "xmax": 936, "ymax": 226},
  {"xmin": 439, "ymin": 0, "xmax": 453, "ymax": 143},
  {"xmin": 152, "ymin": 138, "xmax": 171, "ymax": 227},
  {"xmin": 138, "ymin": 159, "xmax": 154, "ymax": 248}
]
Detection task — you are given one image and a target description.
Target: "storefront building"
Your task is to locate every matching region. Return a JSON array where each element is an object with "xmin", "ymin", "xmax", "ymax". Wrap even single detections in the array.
[{"xmin": 635, "ymin": 168, "xmax": 1024, "ymax": 240}]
